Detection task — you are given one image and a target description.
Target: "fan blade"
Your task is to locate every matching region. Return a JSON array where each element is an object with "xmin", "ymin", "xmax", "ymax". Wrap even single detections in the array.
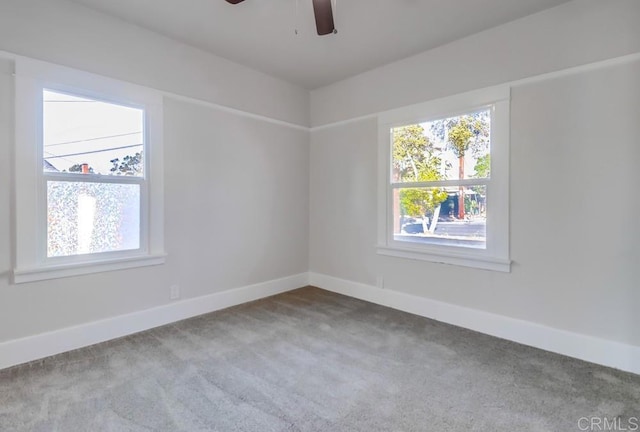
[
  {"xmin": 226, "ymin": 0, "xmax": 245, "ymax": 4},
  {"xmin": 312, "ymin": 0, "xmax": 335, "ymax": 36}
]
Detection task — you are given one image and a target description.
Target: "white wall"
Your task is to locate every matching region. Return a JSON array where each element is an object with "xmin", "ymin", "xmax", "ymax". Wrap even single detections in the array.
[
  {"xmin": 310, "ymin": 0, "xmax": 640, "ymax": 348},
  {"xmin": 311, "ymin": 0, "xmax": 640, "ymax": 127},
  {"xmin": 0, "ymin": 0, "xmax": 309, "ymax": 345},
  {"xmin": 0, "ymin": 0, "xmax": 309, "ymax": 127}
]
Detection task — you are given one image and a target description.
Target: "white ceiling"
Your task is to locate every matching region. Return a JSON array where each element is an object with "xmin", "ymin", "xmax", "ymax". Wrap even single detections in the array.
[{"xmin": 68, "ymin": 0, "xmax": 571, "ymax": 89}]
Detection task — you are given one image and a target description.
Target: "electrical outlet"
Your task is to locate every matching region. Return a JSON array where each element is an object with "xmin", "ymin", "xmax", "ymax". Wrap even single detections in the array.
[
  {"xmin": 170, "ymin": 285, "xmax": 180, "ymax": 300},
  {"xmin": 376, "ymin": 276, "xmax": 384, "ymax": 290}
]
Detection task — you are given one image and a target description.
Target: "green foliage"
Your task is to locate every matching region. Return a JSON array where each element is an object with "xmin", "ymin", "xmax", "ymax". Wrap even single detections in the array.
[
  {"xmin": 393, "ymin": 125, "xmax": 448, "ymax": 217},
  {"xmin": 473, "ymin": 154, "xmax": 490, "ymax": 179},
  {"xmin": 393, "ymin": 124, "xmax": 436, "ymax": 181},
  {"xmin": 447, "ymin": 115, "xmax": 489, "ymax": 159},
  {"xmin": 400, "ymin": 188, "xmax": 448, "ymax": 218},
  {"xmin": 110, "ymin": 152, "xmax": 143, "ymax": 176},
  {"xmin": 67, "ymin": 164, "xmax": 94, "ymax": 174},
  {"xmin": 470, "ymin": 154, "xmax": 491, "ymax": 197},
  {"xmin": 465, "ymin": 194, "xmax": 479, "ymax": 215}
]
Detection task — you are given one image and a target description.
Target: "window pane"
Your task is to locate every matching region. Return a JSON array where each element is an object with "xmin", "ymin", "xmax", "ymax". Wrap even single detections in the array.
[
  {"xmin": 47, "ymin": 181, "xmax": 140, "ymax": 257},
  {"xmin": 393, "ymin": 185, "xmax": 486, "ymax": 249},
  {"xmin": 391, "ymin": 109, "xmax": 490, "ymax": 182},
  {"xmin": 43, "ymin": 90, "xmax": 144, "ymax": 176}
]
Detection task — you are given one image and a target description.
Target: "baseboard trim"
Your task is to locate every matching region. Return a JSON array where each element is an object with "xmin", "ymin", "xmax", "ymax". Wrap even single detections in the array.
[
  {"xmin": 0, "ymin": 273, "xmax": 309, "ymax": 370},
  {"xmin": 4, "ymin": 272, "xmax": 638, "ymax": 375},
  {"xmin": 309, "ymin": 272, "xmax": 640, "ymax": 375}
]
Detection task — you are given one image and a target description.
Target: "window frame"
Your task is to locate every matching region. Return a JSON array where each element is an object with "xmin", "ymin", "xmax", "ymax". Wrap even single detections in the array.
[
  {"xmin": 377, "ymin": 85, "xmax": 511, "ymax": 272},
  {"xmin": 13, "ymin": 57, "xmax": 165, "ymax": 283}
]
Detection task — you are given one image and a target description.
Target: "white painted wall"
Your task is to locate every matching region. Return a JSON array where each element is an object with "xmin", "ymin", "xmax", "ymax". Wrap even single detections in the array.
[
  {"xmin": 0, "ymin": 0, "xmax": 309, "ymax": 344},
  {"xmin": 310, "ymin": 0, "xmax": 640, "ymax": 348},
  {"xmin": 0, "ymin": 0, "xmax": 309, "ymax": 127},
  {"xmin": 311, "ymin": 0, "xmax": 640, "ymax": 127}
]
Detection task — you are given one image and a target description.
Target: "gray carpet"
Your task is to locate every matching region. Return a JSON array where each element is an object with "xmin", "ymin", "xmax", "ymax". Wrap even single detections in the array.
[{"xmin": 1, "ymin": 287, "xmax": 638, "ymax": 431}]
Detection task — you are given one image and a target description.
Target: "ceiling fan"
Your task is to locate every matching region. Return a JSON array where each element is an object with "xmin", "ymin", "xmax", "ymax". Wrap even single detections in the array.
[{"xmin": 225, "ymin": 0, "xmax": 337, "ymax": 36}]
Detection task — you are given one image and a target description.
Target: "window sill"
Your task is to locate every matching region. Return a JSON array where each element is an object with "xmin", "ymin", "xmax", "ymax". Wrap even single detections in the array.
[
  {"xmin": 377, "ymin": 244, "xmax": 511, "ymax": 272},
  {"xmin": 13, "ymin": 253, "xmax": 166, "ymax": 284}
]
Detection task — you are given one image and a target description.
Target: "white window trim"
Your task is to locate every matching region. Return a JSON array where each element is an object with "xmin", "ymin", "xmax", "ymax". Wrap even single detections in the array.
[
  {"xmin": 13, "ymin": 57, "xmax": 165, "ymax": 284},
  {"xmin": 377, "ymin": 85, "xmax": 511, "ymax": 272}
]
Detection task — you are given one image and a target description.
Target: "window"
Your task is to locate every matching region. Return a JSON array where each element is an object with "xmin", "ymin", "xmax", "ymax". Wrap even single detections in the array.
[
  {"xmin": 44, "ymin": 90, "xmax": 144, "ymax": 257},
  {"xmin": 13, "ymin": 58, "xmax": 165, "ymax": 283},
  {"xmin": 377, "ymin": 86, "xmax": 510, "ymax": 272}
]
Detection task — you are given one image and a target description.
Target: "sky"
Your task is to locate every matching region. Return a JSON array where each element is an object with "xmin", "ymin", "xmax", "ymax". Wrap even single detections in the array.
[{"xmin": 43, "ymin": 89, "xmax": 144, "ymax": 176}]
